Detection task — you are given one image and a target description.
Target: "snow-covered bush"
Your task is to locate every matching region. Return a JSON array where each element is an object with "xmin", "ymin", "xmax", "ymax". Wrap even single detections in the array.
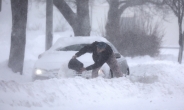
[{"xmin": 114, "ymin": 14, "xmax": 163, "ymax": 57}]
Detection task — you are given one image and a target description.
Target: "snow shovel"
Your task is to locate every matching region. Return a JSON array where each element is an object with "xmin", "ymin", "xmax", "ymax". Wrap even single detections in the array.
[{"xmin": 68, "ymin": 58, "xmax": 84, "ymax": 73}]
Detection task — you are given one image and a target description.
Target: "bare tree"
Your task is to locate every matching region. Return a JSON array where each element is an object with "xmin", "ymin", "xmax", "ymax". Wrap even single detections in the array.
[
  {"xmin": 53, "ymin": 0, "xmax": 91, "ymax": 36},
  {"xmin": 106, "ymin": 0, "xmax": 183, "ymax": 63},
  {"xmin": 105, "ymin": 0, "xmax": 164, "ymax": 49},
  {"xmin": 9, "ymin": 0, "xmax": 28, "ymax": 74},
  {"xmin": 164, "ymin": 0, "xmax": 184, "ymax": 63}
]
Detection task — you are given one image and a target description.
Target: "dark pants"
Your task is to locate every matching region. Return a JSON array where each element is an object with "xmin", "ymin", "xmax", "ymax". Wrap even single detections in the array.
[{"xmin": 92, "ymin": 53, "xmax": 123, "ymax": 78}]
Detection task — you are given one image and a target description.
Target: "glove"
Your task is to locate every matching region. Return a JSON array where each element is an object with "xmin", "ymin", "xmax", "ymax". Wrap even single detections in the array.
[
  {"xmin": 79, "ymin": 67, "xmax": 86, "ymax": 72},
  {"xmin": 72, "ymin": 55, "xmax": 77, "ymax": 59}
]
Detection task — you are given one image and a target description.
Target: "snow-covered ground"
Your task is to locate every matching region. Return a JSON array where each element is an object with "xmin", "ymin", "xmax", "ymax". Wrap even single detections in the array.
[
  {"xmin": 0, "ymin": 38, "xmax": 184, "ymax": 110},
  {"xmin": 0, "ymin": 0, "xmax": 184, "ymax": 110}
]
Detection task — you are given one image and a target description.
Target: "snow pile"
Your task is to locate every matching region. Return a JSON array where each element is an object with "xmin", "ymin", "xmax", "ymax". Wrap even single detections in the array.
[{"xmin": 0, "ymin": 51, "xmax": 184, "ymax": 110}]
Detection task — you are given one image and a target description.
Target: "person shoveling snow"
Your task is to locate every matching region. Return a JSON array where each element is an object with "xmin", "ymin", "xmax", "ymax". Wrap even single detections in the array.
[{"xmin": 71, "ymin": 41, "xmax": 123, "ymax": 78}]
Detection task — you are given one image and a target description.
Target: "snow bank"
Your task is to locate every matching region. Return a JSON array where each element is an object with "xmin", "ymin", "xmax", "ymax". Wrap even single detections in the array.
[{"xmin": 0, "ymin": 53, "xmax": 184, "ymax": 110}]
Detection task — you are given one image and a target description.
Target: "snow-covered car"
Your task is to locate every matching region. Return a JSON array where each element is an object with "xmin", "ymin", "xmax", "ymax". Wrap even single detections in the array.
[{"xmin": 32, "ymin": 36, "xmax": 129, "ymax": 80}]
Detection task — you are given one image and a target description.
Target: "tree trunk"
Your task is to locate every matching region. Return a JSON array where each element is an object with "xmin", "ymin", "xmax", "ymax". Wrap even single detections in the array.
[
  {"xmin": 105, "ymin": 0, "xmax": 121, "ymax": 45},
  {"xmin": 53, "ymin": 0, "xmax": 90, "ymax": 36},
  {"xmin": 0, "ymin": 0, "xmax": 2, "ymax": 11},
  {"xmin": 8, "ymin": 0, "xmax": 28, "ymax": 74},
  {"xmin": 74, "ymin": 0, "xmax": 91, "ymax": 36},
  {"xmin": 178, "ymin": 36, "xmax": 183, "ymax": 64},
  {"xmin": 46, "ymin": 0, "xmax": 53, "ymax": 50},
  {"xmin": 178, "ymin": 17, "xmax": 183, "ymax": 63}
]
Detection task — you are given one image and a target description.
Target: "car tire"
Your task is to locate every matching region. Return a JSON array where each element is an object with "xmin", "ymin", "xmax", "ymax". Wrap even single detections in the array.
[
  {"xmin": 110, "ymin": 68, "xmax": 130, "ymax": 78},
  {"xmin": 110, "ymin": 69, "xmax": 113, "ymax": 78},
  {"xmin": 126, "ymin": 68, "xmax": 130, "ymax": 76}
]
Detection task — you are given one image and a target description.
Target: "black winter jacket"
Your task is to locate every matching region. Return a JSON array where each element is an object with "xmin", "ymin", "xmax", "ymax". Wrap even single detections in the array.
[{"xmin": 75, "ymin": 41, "xmax": 113, "ymax": 71}]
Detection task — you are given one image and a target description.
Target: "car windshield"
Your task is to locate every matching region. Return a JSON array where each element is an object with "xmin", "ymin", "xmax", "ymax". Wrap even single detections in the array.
[
  {"xmin": 56, "ymin": 42, "xmax": 119, "ymax": 53},
  {"xmin": 57, "ymin": 44, "xmax": 89, "ymax": 51}
]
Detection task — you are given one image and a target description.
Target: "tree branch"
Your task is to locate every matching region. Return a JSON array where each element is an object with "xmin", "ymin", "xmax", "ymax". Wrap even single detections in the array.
[
  {"xmin": 119, "ymin": 0, "xmax": 128, "ymax": 4},
  {"xmin": 53, "ymin": 0, "xmax": 77, "ymax": 27},
  {"xmin": 145, "ymin": 0, "xmax": 166, "ymax": 6},
  {"xmin": 166, "ymin": 0, "xmax": 179, "ymax": 16},
  {"xmin": 119, "ymin": 4, "xmax": 129, "ymax": 15}
]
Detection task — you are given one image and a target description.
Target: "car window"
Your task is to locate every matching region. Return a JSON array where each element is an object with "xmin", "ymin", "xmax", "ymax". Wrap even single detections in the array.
[
  {"xmin": 57, "ymin": 44, "xmax": 89, "ymax": 51},
  {"xmin": 56, "ymin": 42, "xmax": 119, "ymax": 53}
]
